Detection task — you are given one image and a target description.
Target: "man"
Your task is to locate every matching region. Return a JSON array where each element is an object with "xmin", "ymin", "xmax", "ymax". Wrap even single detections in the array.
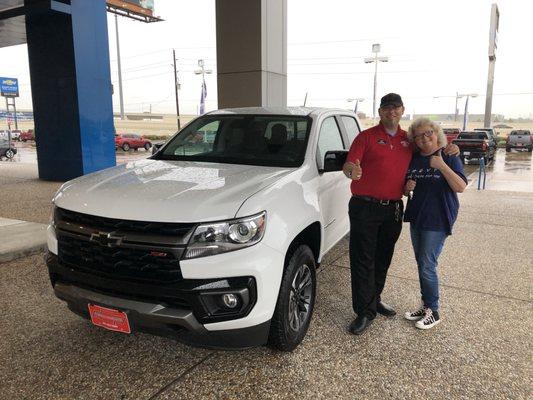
[{"xmin": 343, "ymin": 93, "xmax": 458, "ymax": 335}]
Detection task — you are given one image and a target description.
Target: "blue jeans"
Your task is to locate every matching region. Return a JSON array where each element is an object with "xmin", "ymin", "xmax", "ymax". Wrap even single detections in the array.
[{"xmin": 409, "ymin": 226, "xmax": 448, "ymax": 311}]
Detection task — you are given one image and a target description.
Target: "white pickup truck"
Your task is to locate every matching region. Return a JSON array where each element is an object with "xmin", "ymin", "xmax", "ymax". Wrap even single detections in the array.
[{"xmin": 46, "ymin": 107, "xmax": 361, "ymax": 351}]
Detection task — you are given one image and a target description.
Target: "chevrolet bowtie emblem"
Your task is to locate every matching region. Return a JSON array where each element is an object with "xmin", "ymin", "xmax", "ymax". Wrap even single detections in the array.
[{"xmin": 90, "ymin": 232, "xmax": 124, "ymax": 247}]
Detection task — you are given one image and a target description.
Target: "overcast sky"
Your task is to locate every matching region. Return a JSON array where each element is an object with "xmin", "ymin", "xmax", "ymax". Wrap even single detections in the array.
[{"xmin": 1, "ymin": 0, "xmax": 532, "ymax": 118}]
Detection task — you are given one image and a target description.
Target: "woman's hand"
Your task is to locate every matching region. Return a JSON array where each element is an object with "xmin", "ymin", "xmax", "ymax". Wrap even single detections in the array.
[
  {"xmin": 405, "ymin": 179, "xmax": 416, "ymax": 193},
  {"xmin": 443, "ymin": 143, "xmax": 460, "ymax": 156},
  {"xmin": 403, "ymin": 179, "xmax": 416, "ymax": 196},
  {"xmin": 430, "ymin": 150, "xmax": 447, "ymax": 171}
]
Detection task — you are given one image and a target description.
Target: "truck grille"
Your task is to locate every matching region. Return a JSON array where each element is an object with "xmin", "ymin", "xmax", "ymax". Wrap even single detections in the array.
[
  {"xmin": 55, "ymin": 207, "xmax": 195, "ymax": 237},
  {"xmin": 55, "ymin": 208, "xmax": 195, "ymax": 284}
]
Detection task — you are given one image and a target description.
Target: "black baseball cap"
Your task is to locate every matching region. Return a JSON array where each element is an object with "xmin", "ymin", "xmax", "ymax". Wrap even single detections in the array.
[{"xmin": 380, "ymin": 93, "xmax": 403, "ymax": 108}]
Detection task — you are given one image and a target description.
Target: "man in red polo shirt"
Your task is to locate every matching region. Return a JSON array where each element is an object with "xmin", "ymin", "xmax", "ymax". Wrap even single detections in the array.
[{"xmin": 343, "ymin": 93, "xmax": 456, "ymax": 335}]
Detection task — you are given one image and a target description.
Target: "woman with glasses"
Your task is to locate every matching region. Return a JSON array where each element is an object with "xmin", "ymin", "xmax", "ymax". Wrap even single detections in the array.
[{"xmin": 403, "ymin": 118, "xmax": 467, "ymax": 329}]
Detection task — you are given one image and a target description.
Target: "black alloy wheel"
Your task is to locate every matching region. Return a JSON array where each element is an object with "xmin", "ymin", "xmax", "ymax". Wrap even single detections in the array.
[{"xmin": 268, "ymin": 244, "xmax": 316, "ymax": 352}]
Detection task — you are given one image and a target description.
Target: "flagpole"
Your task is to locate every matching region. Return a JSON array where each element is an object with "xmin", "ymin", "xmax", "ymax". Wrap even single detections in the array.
[{"xmin": 195, "ymin": 59, "xmax": 212, "ymax": 115}]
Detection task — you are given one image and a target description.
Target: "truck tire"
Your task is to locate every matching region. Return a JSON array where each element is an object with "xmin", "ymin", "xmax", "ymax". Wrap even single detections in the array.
[
  {"xmin": 5, "ymin": 149, "xmax": 15, "ymax": 159},
  {"xmin": 122, "ymin": 143, "xmax": 130, "ymax": 151},
  {"xmin": 268, "ymin": 244, "xmax": 316, "ymax": 352},
  {"xmin": 506, "ymin": 147, "xmax": 511, "ymax": 152},
  {"xmin": 144, "ymin": 142, "xmax": 151, "ymax": 151}
]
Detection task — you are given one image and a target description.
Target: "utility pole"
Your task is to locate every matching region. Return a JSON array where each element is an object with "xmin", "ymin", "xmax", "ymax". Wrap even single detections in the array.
[
  {"xmin": 484, "ymin": 4, "xmax": 499, "ymax": 128},
  {"xmin": 173, "ymin": 49, "xmax": 181, "ymax": 130},
  {"xmin": 115, "ymin": 14, "xmax": 125, "ymax": 120},
  {"xmin": 364, "ymin": 44, "xmax": 389, "ymax": 120}
]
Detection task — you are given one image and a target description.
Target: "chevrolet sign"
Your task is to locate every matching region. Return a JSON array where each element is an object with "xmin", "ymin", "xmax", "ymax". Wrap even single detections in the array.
[{"xmin": 0, "ymin": 77, "xmax": 19, "ymax": 97}]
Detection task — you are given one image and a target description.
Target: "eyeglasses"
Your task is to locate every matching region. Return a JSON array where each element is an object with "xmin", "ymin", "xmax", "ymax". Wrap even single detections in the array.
[{"xmin": 413, "ymin": 130, "xmax": 434, "ymax": 140}]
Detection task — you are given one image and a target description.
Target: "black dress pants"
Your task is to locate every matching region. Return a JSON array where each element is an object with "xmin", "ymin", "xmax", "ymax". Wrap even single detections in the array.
[{"xmin": 348, "ymin": 196, "xmax": 403, "ymax": 319}]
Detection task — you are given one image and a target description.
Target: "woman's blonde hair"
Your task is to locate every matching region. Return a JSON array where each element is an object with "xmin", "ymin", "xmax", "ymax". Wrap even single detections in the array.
[{"xmin": 407, "ymin": 118, "xmax": 448, "ymax": 150}]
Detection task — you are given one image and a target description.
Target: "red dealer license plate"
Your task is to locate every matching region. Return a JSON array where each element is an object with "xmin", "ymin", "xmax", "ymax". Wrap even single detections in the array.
[{"xmin": 88, "ymin": 304, "xmax": 131, "ymax": 334}]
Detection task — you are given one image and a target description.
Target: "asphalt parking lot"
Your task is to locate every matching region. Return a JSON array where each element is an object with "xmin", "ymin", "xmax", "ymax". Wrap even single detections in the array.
[{"xmin": 1, "ymin": 151, "xmax": 532, "ymax": 399}]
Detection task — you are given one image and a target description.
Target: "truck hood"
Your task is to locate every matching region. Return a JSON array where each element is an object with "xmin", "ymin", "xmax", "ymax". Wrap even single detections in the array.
[{"xmin": 53, "ymin": 159, "xmax": 293, "ymax": 222}]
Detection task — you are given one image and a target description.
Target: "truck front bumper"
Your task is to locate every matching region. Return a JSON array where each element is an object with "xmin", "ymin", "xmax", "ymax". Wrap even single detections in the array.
[{"xmin": 46, "ymin": 252, "xmax": 270, "ymax": 349}]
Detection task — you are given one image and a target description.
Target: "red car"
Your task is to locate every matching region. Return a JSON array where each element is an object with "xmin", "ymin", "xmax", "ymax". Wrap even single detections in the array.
[
  {"xmin": 20, "ymin": 129, "xmax": 35, "ymax": 142},
  {"xmin": 115, "ymin": 133, "xmax": 152, "ymax": 151},
  {"xmin": 443, "ymin": 128, "xmax": 460, "ymax": 144}
]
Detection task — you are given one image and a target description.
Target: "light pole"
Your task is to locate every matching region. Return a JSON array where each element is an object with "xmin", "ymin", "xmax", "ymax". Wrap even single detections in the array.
[
  {"xmin": 460, "ymin": 93, "xmax": 478, "ymax": 130},
  {"xmin": 194, "ymin": 59, "xmax": 212, "ymax": 115},
  {"xmin": 347, "ymin": 98, "xmax": 365, "ymax": 114},
  {"xmin": 364, "ymin": 44, "xmax": 388, "ymax": 120}
]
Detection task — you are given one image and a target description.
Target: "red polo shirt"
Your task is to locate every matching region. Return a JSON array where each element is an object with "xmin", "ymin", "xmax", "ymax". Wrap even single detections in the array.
[{"xmin": 346, "ymin": 123, "xmax": 413, "ymax": 200}]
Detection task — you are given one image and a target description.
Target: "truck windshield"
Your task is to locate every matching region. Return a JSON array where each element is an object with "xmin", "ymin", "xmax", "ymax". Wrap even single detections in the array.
[
  {"xmin": 457, "ymin": 133, "xmax": 487, "ymax": 140},
  {"xmin": 154, "ymin": 114, "xmax": 312, "ymax": 167}
]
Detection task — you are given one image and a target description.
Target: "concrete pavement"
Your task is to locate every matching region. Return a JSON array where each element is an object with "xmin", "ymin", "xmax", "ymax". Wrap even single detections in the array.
[
  {"xmin": 1, "ymin": 188, "xmax": 531, "ymax": 399},
  {"xmin": 0, "ymin": 218, "xmax": 47, "ymax": 263}
]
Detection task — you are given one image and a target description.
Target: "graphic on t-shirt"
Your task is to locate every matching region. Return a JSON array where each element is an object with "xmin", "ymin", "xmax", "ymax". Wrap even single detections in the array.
[
  {"xmin": 377, "ymin": 139, "xmax": 386, "ymax": 145},
  {"xmin": 407, "ymin": 167, "xmax": 441, "ymax": 180}
]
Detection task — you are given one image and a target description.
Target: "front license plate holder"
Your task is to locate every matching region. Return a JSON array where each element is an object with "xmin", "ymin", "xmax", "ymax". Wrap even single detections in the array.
[{"xmin": 88, "ymin": 304, "xmax": 131, "ymax": 334}]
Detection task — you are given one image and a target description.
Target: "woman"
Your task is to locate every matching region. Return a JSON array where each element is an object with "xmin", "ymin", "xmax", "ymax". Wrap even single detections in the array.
[{"xmin": 403, "ymin": 118, "xmax": 467, "ymax": 329}]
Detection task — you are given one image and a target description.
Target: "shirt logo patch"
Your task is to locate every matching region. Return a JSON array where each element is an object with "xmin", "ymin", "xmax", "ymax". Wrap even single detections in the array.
[
  {"xmin": 401, "ymin": 140, "xmax": 410, "ymax": 147},
  {"xmin": 377, "ymin": 139, "xmax": 387, "ymax": 145}
]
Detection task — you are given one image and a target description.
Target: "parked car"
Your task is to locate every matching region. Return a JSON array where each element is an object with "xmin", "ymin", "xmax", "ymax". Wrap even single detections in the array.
[
  {"xmin": 453, "ymin": 131, "xmax": 497, "ymax": 164},
  {"xmin": 506, "ymin": 130, "xmax": 532, "ymax": 152},
  {"xmin": 10, "ymin": 129, "xmax": 22, "ymax": 141},
  {"xmin": 0, "ymin": 130, "xmax": 16, "ymax": 140},
  {"xmin": 443, "ymin": 128, "xmax": 460, "ymax": 143},
  {"xmin": 115, "ymin": 133, "xmax": 152, "ymax": 151},
  {"xmin": 20, "ymin": 129, "xmax": 35, "ymax": 142},
  {"xmin": 0, "ymin": 138, "xmax": 17, "ymax": 159},
  {"xmin": 46, "ymin": 107, "xmax": 361, "ymax": 351}
]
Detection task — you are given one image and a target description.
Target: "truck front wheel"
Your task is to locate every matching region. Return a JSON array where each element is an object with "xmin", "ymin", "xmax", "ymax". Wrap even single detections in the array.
[{"xmin": 268, "ymin": 245, "xmax": 316, "ymax": 352}]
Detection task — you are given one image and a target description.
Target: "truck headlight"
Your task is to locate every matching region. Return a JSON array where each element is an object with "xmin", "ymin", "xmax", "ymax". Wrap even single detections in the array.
[{"xmin": 184, "ymin": 211, "xmax": 266, "ymax": 259}]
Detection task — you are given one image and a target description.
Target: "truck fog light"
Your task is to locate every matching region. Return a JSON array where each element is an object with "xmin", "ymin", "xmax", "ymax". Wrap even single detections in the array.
[{"xmin": 222, "ymin": 293, "xmax": 238, "ymax": 309}]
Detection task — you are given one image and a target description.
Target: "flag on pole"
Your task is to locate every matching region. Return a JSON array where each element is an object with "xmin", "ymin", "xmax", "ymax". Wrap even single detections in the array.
[{"xmin": 199, "ymin": 79, "xmax": 207, "ymax": 115}]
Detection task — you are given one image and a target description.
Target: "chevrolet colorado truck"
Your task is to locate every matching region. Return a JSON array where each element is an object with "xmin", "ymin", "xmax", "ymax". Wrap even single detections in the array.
[{"xmin": 46, "ymin": 107, "xmax": 361, "ymax": 351}]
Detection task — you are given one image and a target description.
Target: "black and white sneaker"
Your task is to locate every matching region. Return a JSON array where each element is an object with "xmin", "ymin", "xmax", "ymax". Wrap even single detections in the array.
[
  {"xmin": 415, "ymin": 308, "xmax": 441, "ymax": 330},
  {"xmin": 404, "ymin": 306, "xmax": 426, "ymax": 321}
]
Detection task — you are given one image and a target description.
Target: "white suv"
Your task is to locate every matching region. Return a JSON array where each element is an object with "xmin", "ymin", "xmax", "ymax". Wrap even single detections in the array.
[{"xmin": 46, "ymin": 107, "xmax": 361, "ymax": 351}]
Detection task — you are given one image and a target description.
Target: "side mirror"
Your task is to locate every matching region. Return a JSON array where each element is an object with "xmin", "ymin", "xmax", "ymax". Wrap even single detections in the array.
[{"xmin": 322, "ymin": 150, "xmax": 348, "ymax": 172}]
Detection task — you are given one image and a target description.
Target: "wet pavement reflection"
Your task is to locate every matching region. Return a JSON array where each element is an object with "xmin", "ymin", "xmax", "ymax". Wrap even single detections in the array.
[
  {"xmin": 3, "ymin": 145, "xmax": 533, "ymax": 192},
  {"xmin": 464, "ymin": 148, "xmax": 533, "ymax": 192},
  {"xmin": 2, "ymin": 142, "xmax": 150, "ymax": 165}
]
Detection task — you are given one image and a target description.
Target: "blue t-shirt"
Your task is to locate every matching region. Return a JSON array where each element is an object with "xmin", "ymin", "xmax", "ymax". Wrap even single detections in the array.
[{"xmin": 403, "ymin": 151, "xmax": 467, "ymax": 235}]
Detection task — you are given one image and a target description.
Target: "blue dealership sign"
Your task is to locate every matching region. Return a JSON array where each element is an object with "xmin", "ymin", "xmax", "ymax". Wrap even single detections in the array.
[{"xmin": 0, "ymin": 77, "xmax": 19, "ymax": 97}]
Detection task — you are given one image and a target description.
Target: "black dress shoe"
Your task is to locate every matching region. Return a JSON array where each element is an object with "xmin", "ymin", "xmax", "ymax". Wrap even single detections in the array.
[
  {"xmin": 348, "ymin": 316, "xmax": 373, "ymax": 335},
  {"xmin": 377, "ymin": 301, "xmax": 396, "ymax": 317}
]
